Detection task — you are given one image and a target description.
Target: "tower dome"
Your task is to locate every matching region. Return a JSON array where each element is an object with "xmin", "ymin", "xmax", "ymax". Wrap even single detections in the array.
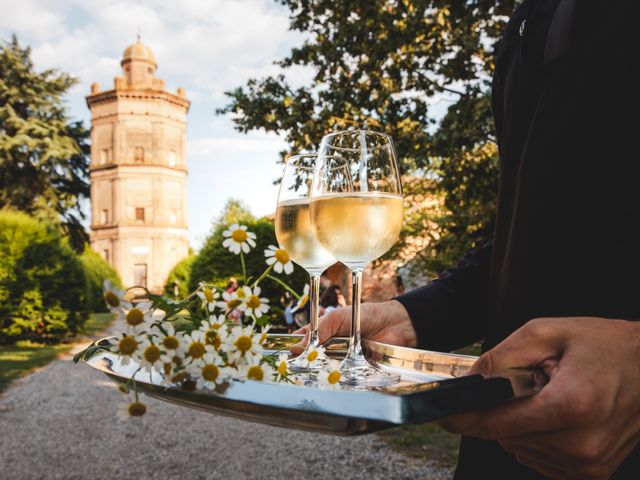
[{"xmin": 121, "ymin": 38, "xmax": 157, "ymax": 67}]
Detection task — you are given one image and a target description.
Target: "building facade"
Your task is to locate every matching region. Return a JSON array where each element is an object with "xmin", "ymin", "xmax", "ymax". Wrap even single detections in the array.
[{"xmin": 87, "ymin": 39, "xmax": 190, "ymax": 293}]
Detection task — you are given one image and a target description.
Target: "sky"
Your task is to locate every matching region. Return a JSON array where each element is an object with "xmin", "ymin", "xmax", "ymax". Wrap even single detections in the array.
[{"xmin": 0, "ymin": 0, "xmax": 315, "ymax": 248}]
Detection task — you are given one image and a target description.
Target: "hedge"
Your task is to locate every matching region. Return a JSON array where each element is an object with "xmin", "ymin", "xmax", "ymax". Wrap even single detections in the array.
[
  {"xmin": 0, "ymin": 210, "xmax": 89, "ymax": 344},
  {"xmin": 79, "ymin": 246, "xmax": 122, "ymax": 313}
]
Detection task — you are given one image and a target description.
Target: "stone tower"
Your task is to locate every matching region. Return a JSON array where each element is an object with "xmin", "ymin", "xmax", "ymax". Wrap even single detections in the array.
[{"xmin": 87, "ymin": 38, "xmax": 190, "ymax": 293}]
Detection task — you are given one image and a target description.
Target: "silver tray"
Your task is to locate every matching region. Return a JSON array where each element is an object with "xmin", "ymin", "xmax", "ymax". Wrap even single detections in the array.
[{"xmin": 85, "ymin": 334, "xmax": 541, "ymax": 435}]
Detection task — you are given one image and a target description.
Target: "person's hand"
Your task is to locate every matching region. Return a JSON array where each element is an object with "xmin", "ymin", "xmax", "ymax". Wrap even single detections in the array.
[
  {"xmin": 438, "ymin": 317, "xmax": 640, "ymax": 479},
  {"xmin": 290, "ymin": 300, "xmax": 417, "ymax": 354}
]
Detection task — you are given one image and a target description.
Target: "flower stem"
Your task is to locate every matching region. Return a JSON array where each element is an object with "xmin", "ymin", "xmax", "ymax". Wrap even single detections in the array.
[
  {"xmin": 266, "ymin": 274, "xmax": 300, "ymax": 299},
  {"xmin": 240, "ymin": 251, "xmax": 247, "ymax": 283},
  {"xmin": 252, "ymin": 264, "xmax": 274, "ymax": 288}
]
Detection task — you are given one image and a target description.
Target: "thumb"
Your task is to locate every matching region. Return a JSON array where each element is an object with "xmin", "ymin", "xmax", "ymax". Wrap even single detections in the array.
[
  {"xmin": 289, "ymin": 308, "xmax": 351, "ymax": 355},
  {"xmin": 470, "ymin": 318, "xmax": 568, "ymax": 377}
]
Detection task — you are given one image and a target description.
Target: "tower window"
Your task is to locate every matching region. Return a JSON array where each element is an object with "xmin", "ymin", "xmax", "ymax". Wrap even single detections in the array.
[
  {"xmin": 167, "ymin": 150, "xmax": 177, "ymax": 167},
  {"xmin": 135, "ymin": 207, "xmax": 145, "ymax": 223},
  {"xmin": 100, "ymin": 209, "xmax": 109, "ymax": 224},
  {"xmin": 102, "ymin": 249, "xmax": 110, "ymax": 263},
  {"xmin": 134, "ymin": 146, "xmax": 144, "ymax": 163}
]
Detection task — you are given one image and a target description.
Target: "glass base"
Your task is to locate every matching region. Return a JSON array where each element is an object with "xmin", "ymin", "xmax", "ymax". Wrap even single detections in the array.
[
  {"xmin": 339, "ymin": 354, "xmax": 400, "ymax": 387},
  {"xmin": 288, "ymin": 351, "xmax": 333, "ymax": 373}
]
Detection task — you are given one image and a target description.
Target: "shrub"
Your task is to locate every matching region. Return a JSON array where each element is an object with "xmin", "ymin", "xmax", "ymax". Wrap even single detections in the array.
[
  {"xmin": 0, "ymin": 210, "xmax": 88, "ymax": 344},
  {"xmin": 164, "ymin": 254, "xmax": 196, "ymax": 299},
  {"xmin": 79, "ymin": 246, "xmax": 122, "ymax": 313},
  {"xmin": 189, "ymin": 218, "xmax": 308, "ymax": 323}
]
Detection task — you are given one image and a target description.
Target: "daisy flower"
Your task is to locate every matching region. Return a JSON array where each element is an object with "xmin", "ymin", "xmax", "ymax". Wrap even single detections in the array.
[
  {"xmin": 239, "ymin": 362, "xmax": 275, "ymax": 382},
  {"xmin": 240, "ymin": 286, "xmax": 270, "ymax": 319},
  {"xmin": 136, "ymin": 337, "xmax": 164, "ymax": 373},
  {"xmin": 103, "ymin": 280, "xmax": 131, "ymax": 312},
  {"xmin": 216, "ymin": 290, "xmax": 246, "ymax": 315},
  {"xmin": 274, "ymin": 353, "xmax": 290, "ymax": 381},
  {"xmin": 123, "ymin": 301, "xmax": 153, "ymax": 335},
  {"xmin": 302, "ymin": 344, "xmax": 326, "ymax": 367},
  {"xmin": 221, "ymin": 324, "xmax": 264, "ymax": 365},
  {"xmin": 222, "ymin": 223, "xmax": 256, "ymax": 254},
  {"xmin": 264, "ymin": 245, "xmax": 294, "ymax": 274},
  {"xmin": 117, "ymin": 400, "xmax": 147, "ymax": 421},
  {"xmin": 188, "ymin": 352, "xmax": 228, "ymax": 389},
  {"xmin": 197, "ymin": 283, "xmax": 219, "ymax": 312},
  {"xmin": 109, "ymin": 334, "xmax": 146, "ymax": 366},
  {"xmin": 292, "ymin": 284, "xmax": 310, "ymax": 313},
  {"xmin": 181, "ymin": 330, "xmax": 214, "ymax": 364},
  {"xmin": 151, "ymin": 322, "xmax": 183, "ymax": 356},
  {"xmin": 258, "ymin": 325, "xmax": 271, "ymax": 346},
  {"xmin": 318, "ymin": 365, "xmax": 342, "ymax": 389},
  {"xmin": 198, "ymin": 315, "xmax": 226, "ymax": 349}
]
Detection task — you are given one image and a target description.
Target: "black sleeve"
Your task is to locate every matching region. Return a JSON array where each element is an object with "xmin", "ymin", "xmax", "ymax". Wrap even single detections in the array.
[{"xmin": 395, "ymin": 241, "xmax": 493, "ymax": 352}]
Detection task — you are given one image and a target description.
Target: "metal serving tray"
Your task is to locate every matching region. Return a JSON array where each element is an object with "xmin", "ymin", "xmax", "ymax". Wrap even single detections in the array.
[{"xmin": 85, "ymin": 334, "xmax": 541, "ymax": 435}]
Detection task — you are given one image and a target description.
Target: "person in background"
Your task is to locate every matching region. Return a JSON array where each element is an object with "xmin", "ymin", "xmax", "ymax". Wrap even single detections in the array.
[{"xmin": 319, "ymin": 285, "xmax": 346, "ymax": 316}]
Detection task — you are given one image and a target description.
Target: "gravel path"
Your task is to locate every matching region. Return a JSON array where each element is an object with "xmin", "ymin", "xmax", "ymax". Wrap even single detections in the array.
[{"xmin": 0, "ymin": 331, "xmax": 453, "ymax": 480}]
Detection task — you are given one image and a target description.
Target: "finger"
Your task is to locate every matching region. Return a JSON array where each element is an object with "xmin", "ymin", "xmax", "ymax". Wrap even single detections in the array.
[
  {"xmin": 316, "ymin": 307, "xmax": 351, "ymax": 344},
  {"xmin": 437, "ymin": 369, "xmax": 585, "ymax": 439},
  {"xmin": 469, "ymin": 318, "xmax": 569, "ymax": 377},
  {"xmin": 289, "ymin": 326, "xmax": 309, "ymax": 354}
]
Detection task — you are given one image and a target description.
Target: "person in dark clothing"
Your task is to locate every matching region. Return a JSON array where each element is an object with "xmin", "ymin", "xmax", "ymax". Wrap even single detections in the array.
[{"xmin": 294, "ymin": 1, "xmax": 640, "ymax": 478}]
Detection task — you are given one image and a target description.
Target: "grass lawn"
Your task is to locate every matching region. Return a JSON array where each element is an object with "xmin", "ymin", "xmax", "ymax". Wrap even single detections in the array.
[
  {"xmin": 0, "ymin": 312, "xmax": 113, "ymax": 393},
  {"xmin": 376, "ymin": 343, "xmax": 483, "ymax": 468}
]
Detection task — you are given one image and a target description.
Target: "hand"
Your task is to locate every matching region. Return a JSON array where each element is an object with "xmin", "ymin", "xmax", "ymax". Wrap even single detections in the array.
[
  {"xmin": 438, "ymin": 317, "xmax": 640, "ymax": 479},
  {"xmin": 290, "ymin": 300, "xmax": 417, "ymax": 354}
]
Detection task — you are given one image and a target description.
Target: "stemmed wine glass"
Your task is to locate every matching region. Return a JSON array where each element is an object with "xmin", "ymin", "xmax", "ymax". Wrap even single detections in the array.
[
  {"xmin": 310, "ymin": 131, "xmax": 404, "ymax": 387},
  {"xmin": 275, "ymin": 154, "xmax": 337, "ymax": 371}
]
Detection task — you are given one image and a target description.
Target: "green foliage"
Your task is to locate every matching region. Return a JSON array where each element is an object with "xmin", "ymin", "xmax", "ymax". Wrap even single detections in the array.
[
  {"xmin": 215, "ymin": 198, "xmax": 256, "ymax": 226},
  {"xmin": 190, "ymin": 218, "xmax": 307, "ymax": 322},
  {"xmin": 0, "ymin": 35, "xmax": 90, "ymax": 251},
  {"xmin": 79, "ymin": 247, "xmax": 122, "ymax": 313},
  {"xmin": 219, "ymin": 0, "xmax": 515, "ymax": 276},
  {"xmin": 0, "ymin": 209, "xmax": 88, "ymax": 344},
  {"xmin": 164, "ymin": 254, "xmax": 197, "ymax": 299}
]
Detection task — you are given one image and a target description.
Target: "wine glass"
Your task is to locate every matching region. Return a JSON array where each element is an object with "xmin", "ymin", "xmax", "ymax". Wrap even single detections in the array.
[
  {"xmin": 310, "ymin": 130, "xmax": 403, "ymax": 387},
  {"xmin": 275, "ymin": 154, "xmax": 337, "ymax": 371}
]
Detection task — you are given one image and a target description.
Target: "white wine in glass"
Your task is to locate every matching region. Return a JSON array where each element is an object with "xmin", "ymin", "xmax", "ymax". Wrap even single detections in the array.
[
  {"xmin": 275, "ymin": 154, "xmax": 336, "ymax": 371},
  {"xmin": 311, "ymin": 130, "xmax": 403, "ymax": 387}
]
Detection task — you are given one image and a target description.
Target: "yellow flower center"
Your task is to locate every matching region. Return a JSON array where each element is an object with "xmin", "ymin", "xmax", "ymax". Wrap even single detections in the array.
[
  {"xmin": 172, "ymin": 355, "xmax": 182, "ymax": 367},
  {"xmin": 275, "ymin": 248, "xmax": 290, "ymax": 264},
  {"xmin": 298, "ymin": 295, "xmax": 309, "ymax": 308},
  {"xmin": 234, "ymin": 335, "xmax": 252, "ymax": 353},
  {"xmin": 328, "ymin": 371, "xmax": 341, "ymax": 385},
  {"xmin": 278, "ymin": 361, "xmax": 288, "ymax": 377},
  {"xmin": 247, "ymin": 365, "xmax": 264, "ymax": 381},
  {"xmin": 259, "ymin": 332, "xmax": 268, "ymax": 345},
  {"xmin": 203, "ymin": 288, "xmax": 214, "ymax": 303},
  {"xmin": 236, "ymin": 289, "xmax": 246, "ymax": 299},
  {"xmin": 231, "ymin": 229, "xmax": 248, "ymax": 243},
  {"xmin": 104, "ymin": 291, "xmax": 120, "ymax": 307},
  {"xmin": 202, "ymin": 364, "xmax": 219, "ymax": 382},
  {"xmin": 212, "ymin": 322, "xmax": 222, "ymax": 329},
  {"xmin": 126, "ymin": 308, "xmax": 144, "ymax": 326},
  {"xmin": 188, "ymin": 341, "xmax": 206, "ymax": 358},
  {"xmin": 128, "ymin": 402, "xmax": 147, "ymax": 417},
  {"xmin": 227, "ymin": 299, "xmax": 242, "ymax": 309},
  {"xmin": 205, "ymin": 330, "xmax": 221, "ymax": 349},
  {"xmin": 143, "ymin": 345, "xmax": 161, "ymax": 363},
  {"xmin": 171, "ymin": 371, "xmax": 189, "ymax": 383},
  {"xmin": 163, "ymin": 362, "xmax": 173, "ymax": 375},
  {"xmin": 306, "ymin": 350, "xmax": 318, "ymax": 363},
  {"xmin": 247, "ymin": 295, "xmax": 261, "ymax": 309},
  {"xmin": 119, "ymin": 336, "xmax": 138, "ymax": 355},
  {"xmin": 162, "ymin": 336, "xmax": 179, "ymax": 350}
]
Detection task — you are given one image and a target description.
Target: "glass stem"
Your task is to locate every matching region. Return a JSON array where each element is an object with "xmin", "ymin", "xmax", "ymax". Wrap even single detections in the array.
[
  {"xmin": 348, "ymin": 267, "xmax": 364, "ymax": 359},
  {"xmin": 307, "ymin": 272, "xmax": 322, "ymax": 348}
]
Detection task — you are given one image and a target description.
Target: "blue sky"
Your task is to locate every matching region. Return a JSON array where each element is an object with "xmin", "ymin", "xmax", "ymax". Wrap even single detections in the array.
[{"xmin": 0, "ymin": 0, "xmax": 315, "ymax": 248}]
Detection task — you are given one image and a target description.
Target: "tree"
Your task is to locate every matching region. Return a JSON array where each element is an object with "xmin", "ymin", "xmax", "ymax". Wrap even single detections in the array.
[
  {"xmin": 218, "ymin": 0, "xmax": 516, "ymax": 276},
  {"xmin": 215, "ymin": 198, "xmax": 256, "ymax": 226},
  {"xmin": 0, "ymin": 35, "xmax": 90, "ymax": 251},
  {"xmin": 79, "ymin": 246, "xmax": 122, "ymax": 313},
  {"xmin": 0, "ymin": 209, "xmax": 88, "ymax": 344}
]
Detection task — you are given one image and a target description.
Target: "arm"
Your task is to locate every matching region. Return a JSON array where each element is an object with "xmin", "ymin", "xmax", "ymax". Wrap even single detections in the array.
[{"xmin": 395, "ymin": 241, "xmax": 493, "ymax": 352}]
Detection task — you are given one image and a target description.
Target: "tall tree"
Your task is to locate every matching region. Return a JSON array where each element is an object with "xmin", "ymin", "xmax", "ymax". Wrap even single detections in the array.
[
  {"xmin": 0, "ymin": 35, "xmax": 90, "ymax": 250},
  {"xmin": 219, "ymin": 0, "xmax": 515, "ymax": 277}
]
